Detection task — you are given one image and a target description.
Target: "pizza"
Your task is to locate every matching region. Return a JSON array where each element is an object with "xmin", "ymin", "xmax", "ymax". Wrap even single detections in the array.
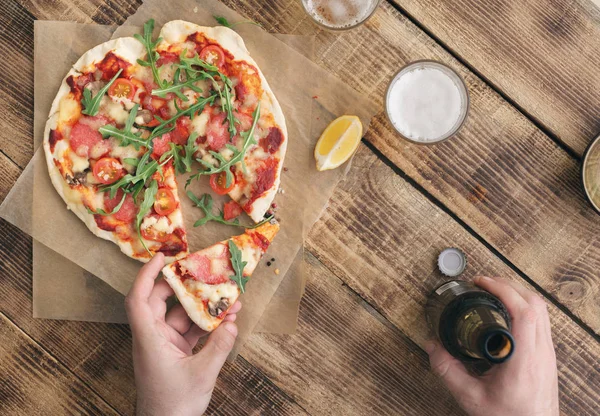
[
  {"xmin": 43, "ymin": 19, "xmax": 287, "ymax": 263},
  {"xmin": 162, "ymin": 221, "xmax": 279, "ymax": 331}
]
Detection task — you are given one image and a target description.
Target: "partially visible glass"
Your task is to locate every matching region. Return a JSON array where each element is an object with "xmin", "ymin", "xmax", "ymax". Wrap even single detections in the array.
[
  {"xmin": 301, "ymin": 0, "xmax": 381, "ymax": 31},
  {"xmin": 582, "ymin": 135, "xmax": 600, "ymax": 214}
]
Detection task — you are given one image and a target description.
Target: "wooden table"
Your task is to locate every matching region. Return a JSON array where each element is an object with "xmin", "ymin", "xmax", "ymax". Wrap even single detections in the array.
[{"xmin": 2, "ymin": 0, "xmax": 600, "ymax": 414}]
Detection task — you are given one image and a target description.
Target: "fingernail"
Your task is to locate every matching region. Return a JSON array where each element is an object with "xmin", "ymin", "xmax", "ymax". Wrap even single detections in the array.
[
  {"xmin": 424, "ymin": 341, "xmax": 436, "ymax": 354},
  {"xmin": 223, "ymin": 322, "xmax": 238, "ymax": 336}
]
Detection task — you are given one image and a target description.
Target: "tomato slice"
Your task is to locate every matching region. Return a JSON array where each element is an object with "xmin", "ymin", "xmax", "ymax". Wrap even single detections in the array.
[
  {"xmin": 223, "ymin": 201, "xmax": 243, "ymax": 221},
  {"xmin": 93, "ymin": 157, "xmax": 124, "ymax": 184},
  {"xmin": 210, "ymin": 171, "xmax": 235, "ymax": 195},
  {"xmin": 140, "ymin": 216, "xmax": 171, "ymax": 242},
  {"xmin": 108, "ymin": 78, "xmax": 135, "ymax": 100},
  {"xmin": 154, "ymin": 188, "xmax": 177, "ymax": 216},
  {"xmin": 200, "ymin": 45, "xmax": 226, "ymax": 68}
]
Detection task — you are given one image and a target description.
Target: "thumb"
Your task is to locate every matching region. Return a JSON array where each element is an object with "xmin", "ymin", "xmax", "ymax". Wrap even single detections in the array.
[
  {"xmin": 424, "ymin": 340, "xmax": 480, "ymax": 397},
  {"xmin": 195, "ymin": 322, "xmax": 238, "ymax": 380}
]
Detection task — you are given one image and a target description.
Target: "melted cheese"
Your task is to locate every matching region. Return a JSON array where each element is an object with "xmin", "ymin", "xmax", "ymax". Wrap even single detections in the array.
[
  {"xmin": 183, "ymin": 280, "xmax": 239, "ymax": 304},
  {"xmin": 58, "ymin": 95, "xmax": 81, "ymax": 125},
  {"xmin": 53, "ymin": 139, "xmax": 70, "ymax": 158},
  {"xmin": 141, "ymin": 215, "xmax": 174, "ymax": 234},
  {"xmin": 110, "ymin": 142, "xmax": 141, "ymax": 161},
  {"xmin": 70, "ymin": 152, "xmax": 90, "ymax": 173},
  {"xmin": 101, "ymin": 97, "xmax": 130, "ymax": 125},
  {"xmin": 190, "ymin": 110, "xmax": 210, "ymax": 137}
]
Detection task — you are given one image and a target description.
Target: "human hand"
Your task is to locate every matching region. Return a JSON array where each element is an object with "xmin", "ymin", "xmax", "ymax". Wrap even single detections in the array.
[
  {"xmin": 425, "ymin": 276, "xmax": 559, "ymax": 416},
  {"xmin": 125, "ymin": 253, "xmax": 241, "ymax": 416}
]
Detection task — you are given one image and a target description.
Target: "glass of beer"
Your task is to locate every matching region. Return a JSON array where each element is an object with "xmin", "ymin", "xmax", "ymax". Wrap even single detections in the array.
[{"xmin": 301, "ymin": 0, "xmax": 381, "ymax": 31}]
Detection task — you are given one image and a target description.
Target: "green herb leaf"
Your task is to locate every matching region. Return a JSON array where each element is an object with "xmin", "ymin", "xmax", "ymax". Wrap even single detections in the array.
[
  {"xmin": 136, "ymin": 179, "xmax": 158, "ymax": 254},
  {"xmin": 81, "ymin": 69, "xmax": 122, "ymax": 116},
  {"xmin": 187, "ymin": 191, "xmax": 240, "ymax": 227},
  {"xmin": 149, "ymin": 94, "xmax": 216, "ymax": 140},
  {"xmin": 228, "ymin": 240, "xmax": 249, "ymax": 293},
  {"xmin": 186, "ymin": 101, "xmax": 260, "ymax": 189},
  {"xmin": 133, "ymin": 19, "xmax": 165, "ymax": 88},
  {"xmin": 213, "ymin": 15, "xmax": 262, "ymax": 29},
  {"xmin": 123, "ymin": 157, "xmax": 140, "ymax": 167},
  {"xmin": 85, "ymin": 191, "xmax": 127, "ymax": 216},
  {"xmin": 151, "ymin": 74, "xmax": 204, "ymax": 101},
  {"xmin": 98, "ymin": 104, "xmax": 149, "ymax": 150}
]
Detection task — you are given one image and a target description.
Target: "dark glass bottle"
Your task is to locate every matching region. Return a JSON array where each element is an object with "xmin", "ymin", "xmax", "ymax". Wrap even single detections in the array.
[{"xmin": 426, "ymin": 280, "xmax": 515, "ymax": 366}]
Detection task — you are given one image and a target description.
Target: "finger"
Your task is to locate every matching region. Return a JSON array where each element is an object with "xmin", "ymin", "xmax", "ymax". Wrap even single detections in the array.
[
  {"xmin": 184, "ymin": 324, "xmax": 208, "ymax": 349},
  {"xmin": 195, "ymin": 322, "xmax": 238, "ymax": 379},
  {"xmin": 228, "ymin": 301, "xmax": 242, "ymax": 315},
  {"xmin": 165, "ymin": 304, "xmax": 193, "ymax": 335},
  {"xmin": 501, "ymin": 279, "xmax": 542, "ymax": 305},
  {"xmin": 474, "ymin": 276, "xmax": 529, "ymax": 317},
  {"xmin": 223, "ymin": 314, "xmax": 237, "ymax": 323},
  {"xmin": 148, "ymin": 279, "xmax": 174, "ymax": 317},
  {"xmin": 424, "ymin": 340, "xmax": 480, "ymax": 397},
  {"xmin": 126, "ymin": 253, "xmax": 165, "ymax": 304}
]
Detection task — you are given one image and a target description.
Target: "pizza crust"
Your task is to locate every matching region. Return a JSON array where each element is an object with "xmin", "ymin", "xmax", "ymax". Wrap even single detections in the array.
[{"xmin": 159, "ymin": 21, "xmax": 288, "ymax": 222}]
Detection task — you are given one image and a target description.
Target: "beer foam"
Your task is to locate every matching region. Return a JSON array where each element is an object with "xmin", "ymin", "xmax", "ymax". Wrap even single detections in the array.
[
  {"xmin": 387, "ymin": 66, "xmax": 466, "ymax": 142},
  {"xmin": 303, "ymin": 0, "xmax": 379, "ymax": 29}
]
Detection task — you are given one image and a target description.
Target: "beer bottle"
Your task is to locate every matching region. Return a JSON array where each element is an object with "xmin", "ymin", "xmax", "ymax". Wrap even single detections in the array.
[{"xmin": 426, "ymin": 280, "xmax": 515, "ymax": 366}]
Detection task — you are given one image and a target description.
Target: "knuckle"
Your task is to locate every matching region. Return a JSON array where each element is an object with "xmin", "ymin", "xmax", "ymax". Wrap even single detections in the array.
[{"xmin": 529, "ymin": 294, "xmax": 547, "ymax": 309}]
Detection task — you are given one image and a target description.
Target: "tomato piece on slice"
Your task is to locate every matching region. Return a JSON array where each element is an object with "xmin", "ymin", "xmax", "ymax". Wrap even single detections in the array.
[
  {"xmin": 210, "ymin": 171, "xmax": 235, "ymax": 195},
  {"xmin": 104, "ymin": 189, "xmax": 137, "ymax": 222},
  {"xmin": 70, "ymin": 122, "xmax": 103, "ymax": 157},
  {"xmin": 152, "ymin": 133, "xmax": 173, "ymax": 157},
  {"xmin": 154, "ymin": 188, "xmax": 177, "ymax": 216},
  {"xmin": 223, "ymin": 201, "xmax": 243, "ymax": 221},
  {"xmin": 172, "ymin": 116, "xmax": 191, "ymax": 145},
  {"xmin": 206, "ymin": 112, "xmax": 229, "ymax": 151},
  {"xmin": 93, "ymin": 157, "xmax": 124, "ymax": 184},
  {"xmin": 140, "ymin": 216, "xmax": 171, "ymax": 242},
  {"xmin": 200, "ymin": 45, "xmax": 226, "ymax": 68},
  {"xmin": 108, "ymin": 78, "xmax": 135, "ymax": 100}
]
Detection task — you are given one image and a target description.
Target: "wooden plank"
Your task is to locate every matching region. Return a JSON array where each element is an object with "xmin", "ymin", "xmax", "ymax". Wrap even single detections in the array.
[
  {"xmin": 304, "ymin": 145, "xmax": 600, "ymax": 415},
  {"xmin": 220, "ymin": 0, "xmax": 600, "ymax": 333},
  {"xmin": 0, "ymin": 219, "xmax": 308, "ymax": 415},
  {"xmin": 0, "ymin": 313, "xmax": 119, "ymax": 415},
  {"xmin": 0, "ymin": 0, "xmax": 34, "ymax": 168},
  {"xmin": 14, "ymin": 0, "xmax": 141, "ymax": 24},
  {"xmin": 388, "ymin": 0, "xmax": 600, "ymax": 155}
]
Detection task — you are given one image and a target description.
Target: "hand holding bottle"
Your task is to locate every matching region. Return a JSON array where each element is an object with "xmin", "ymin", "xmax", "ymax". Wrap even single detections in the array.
[{"xmin": 425, "ymin": 276, "xmax": 559, "ymax": 416}]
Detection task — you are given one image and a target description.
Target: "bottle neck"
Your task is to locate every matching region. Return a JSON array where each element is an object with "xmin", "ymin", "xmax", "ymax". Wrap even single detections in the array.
[{"xmin": 454, "ymin": 305, "xmax": 514, "ymax": 363}]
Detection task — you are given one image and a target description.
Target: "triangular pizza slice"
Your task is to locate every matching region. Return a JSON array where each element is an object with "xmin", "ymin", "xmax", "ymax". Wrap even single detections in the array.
[{"xmin": 162, "ymin": 221, "xmax": 279, "ymax": 331}]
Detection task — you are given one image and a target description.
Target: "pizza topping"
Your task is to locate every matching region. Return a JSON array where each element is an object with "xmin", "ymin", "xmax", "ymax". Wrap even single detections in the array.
[
  {"xmin": 154, "ymin": 188, "xmax": 177, "ymax": 216},
  {"xmin": 199, "ymin": 45, "xmax": 226, "ymax": 69},
  {"xmin": 157, "ymin": 51, "xmax": 179, "ymax": 66},
  {"xmin": 70, "ymin": 122, "xmax": 103, "ymax": 157},
  {"xmin": 152, "ymin": 133, "xmax": 173, "ymax": 157},
  {"xmin": 88, "ymin": 139, "xmax": 112, "ymax": 160},
  {"xmin": 172, "ymin": 116, "xmax": 191, "ymax": 145},
  {"xmin": 245, "ymin": 158, "xmax": 278, "ymax": 210},
  {"xmin": 248, "ymin": 230, "xmax": 271, "ymax": 251},
  {"xmin": 108, "ymin": 78, "xmax": 136, "ymax": 101},
  {"xmin": 210, "ymin": 171, "xmax": 235, "ymax": 195},
  {"xmin": 81, "ymin": 69, "xmax": 122, "ymax": 116},
  {"xmin": 259, "ymin": 127, "xmax": 284, "ymax": 154},
  {"xmin": 206, "ymin": 112, "xmax": 229, "ymax": 151},
  {"xmin": 223, "ymin": 201, "xmax": 242, "ymax": 221},
  {"xmin": 228, "ymin": 240, "xmax": 249, "ymax": 293},
  {"xmin": 93, "ymin": 157, "xmax": 125, "ymax": 184},
  {"xmin": 182, "ymin": 253, "xmax": 230, "ymax": 284},
  {"xmin": 49, "ymin": 129, "xmax": 63, "ymax": 153},
  {"xmin": 140, "ymin": 215, "xmax": 173, "ymax": 242},
  {"xmin": 208, "ymin": 298, "xmax": 230, "ymax": 318},
  {"xmin": 104, "ymin": 190, "xmax": 137, "ymax": 222},
  {"xmin": 96, "ymin": 52, "xmax": 131, "ymax": 81}
]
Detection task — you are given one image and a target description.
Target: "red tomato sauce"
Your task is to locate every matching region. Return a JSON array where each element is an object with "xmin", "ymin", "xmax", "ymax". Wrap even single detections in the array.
[
  {"xmin": 259, "ymin": 127, "xmax": 283, "ymax": 154},
  {"xmin": 48, "ymin": 129, "xmax": 63, "ymax": 153},
  {"xmin": 96, "ymin": 52, "xmax": 132, "ymax": 81},
  {"xmin": 244, "ymin": 158, "xmax": 278, "ymax": 210}
]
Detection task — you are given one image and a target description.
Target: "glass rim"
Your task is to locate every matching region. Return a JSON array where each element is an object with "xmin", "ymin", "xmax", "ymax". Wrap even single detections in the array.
[
  {"xmin": 300, "ymin": 0, "xmax": 382, "ymax": 32},
  {"xmin": 384, "ymin": 60, "xmax": 470, "ymax": 145},
  {"xmin": 582, "ymin": 134, "xmax": 600, "ymax": 214}
]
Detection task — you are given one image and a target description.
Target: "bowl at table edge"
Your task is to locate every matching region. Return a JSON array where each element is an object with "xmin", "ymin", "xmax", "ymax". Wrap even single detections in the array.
[
  {"xmin": 300, "ymin": 0, "xmax": 382, "ymax": 32},
  {"xmin": 582, "ymin": 134, "xmax": 600, "ymax": 215},
  {"xmin": 384, "ymin": 60, "xmax": 470, "ymax": 145}
]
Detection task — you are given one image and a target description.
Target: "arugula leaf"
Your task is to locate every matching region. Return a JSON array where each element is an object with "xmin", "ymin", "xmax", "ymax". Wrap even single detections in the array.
[
  {"xmin": 213, "ymin": 15, "xmax": 262, "ymax": 29},
  {"xmin": 123, "ymin": 157, "xmax": 140, "ymax": 167},
  {"xmin": 187, "ymin": 101, "xmax": 260, "ymax": 189},
  {"xmin": 187, "ymin": 191, "xmax": 240, "ymax": 227},
  {"xmin": 81, "ymin": 69, "xmax": 122, "ymax": 116},
  {"xmin": 136, "ymin": 180, "xmax": 158, "ymax": 254},
  {"xmin": 149, "ymin": 94, "xmax": 216, "ymax": 140},
  {"xmin": 151, "ymin": 72, "xmax": 204, "ymax": 102},
  {"xmin": 228, "ymin": 240, "xmax": 249, "ymax": 293},
  {"xmin": 85, "ymin": 191, "xmax": 127, "ymax": 216},
  {"xmin": 101, "ymin": 156, "xmax": 160, "ymax": 199},
  {"xmin": 98, "ymin": 104, "xmax": 149, "ymax": 150},
  {"xmin": 133, "ymin": 19, "xmax": 165, "ymax": 88}
]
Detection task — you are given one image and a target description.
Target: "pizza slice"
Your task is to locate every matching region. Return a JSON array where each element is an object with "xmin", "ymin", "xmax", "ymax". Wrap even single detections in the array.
[{"xmin": 162, "ymin": 221, "xmax": 279, "ymax": 331}]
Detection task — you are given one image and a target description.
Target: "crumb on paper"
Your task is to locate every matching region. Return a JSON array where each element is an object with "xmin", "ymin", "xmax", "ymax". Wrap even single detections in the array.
[
  {"xmin": 193, "ymin": 6, "xmax": 198, "ymax": 12},
  {"xmin": 275, "ymin": 268, "xmax": 280, "ymax": 275},
  {"xmin": 283, "ymin": 167, "xmax": 289, "ymax": 172},
  {"xmin": 312, "ymin": 95, "xmax": 318, "ymax": 99}
]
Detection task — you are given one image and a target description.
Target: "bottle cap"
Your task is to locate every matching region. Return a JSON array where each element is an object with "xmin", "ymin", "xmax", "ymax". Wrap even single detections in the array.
[{"xmin": 438, "ymin": 248, "xmax": 467, "ymax": 277}]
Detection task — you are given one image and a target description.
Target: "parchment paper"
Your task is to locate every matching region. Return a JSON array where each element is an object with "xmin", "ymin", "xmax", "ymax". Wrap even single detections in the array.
[{"xmin": 0, "ymin": 0, "xmax": 378, "ymax": 356}]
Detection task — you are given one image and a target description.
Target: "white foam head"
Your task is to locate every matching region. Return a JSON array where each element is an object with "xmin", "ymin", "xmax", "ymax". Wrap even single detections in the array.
[
  {"xmin": 302, "ymin": 0, "xmax": 380, "ymax": 29},
  {"xmin": 386, "ymin": 61, "xmax": 469, "ymax": 143}
]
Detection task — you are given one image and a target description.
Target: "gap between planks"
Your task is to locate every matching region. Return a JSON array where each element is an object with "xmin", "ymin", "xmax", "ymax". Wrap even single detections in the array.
[
  {"xmin": 1, "ymin": 311, "xmax": 124, "ymax": 416},
  {"xmin": 382, "ymin": 0, "xmax": 583, "ymax": 160},
  {"xmin": 362, "ymin": 138, "xmax": 600, "ymax": 345}
]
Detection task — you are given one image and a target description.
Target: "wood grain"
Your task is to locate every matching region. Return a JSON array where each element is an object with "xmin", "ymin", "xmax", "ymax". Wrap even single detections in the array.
[
  {"xmin": 222, "ymin": 0, "xmax": 600, "ymax": 333},
  {"xmin": 0, "ymin": 313, "xmax": 119, "ymax": 415},
  {"xmin": 306, "ymin": 145, "xmax": 600, "ymax": 415},
  {"xmin": 390, "ymin": 0, "xmax": 600, "ymax": 155}
]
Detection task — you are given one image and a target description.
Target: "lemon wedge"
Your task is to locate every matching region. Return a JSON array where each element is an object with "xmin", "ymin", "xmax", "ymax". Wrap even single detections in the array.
[{"xmin": 314, "ymin": 115, "xmax": 363, "ymax": 171}]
